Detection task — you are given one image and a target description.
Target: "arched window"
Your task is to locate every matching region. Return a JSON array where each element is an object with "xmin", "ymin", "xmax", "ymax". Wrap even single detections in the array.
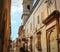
[
  {"xmin": 36, "ymin": 31, "xmax": 42, "ymax": 51},
  {"xmin": 27, "ymin": 5, "xmax": 30, "ymax": 10}
]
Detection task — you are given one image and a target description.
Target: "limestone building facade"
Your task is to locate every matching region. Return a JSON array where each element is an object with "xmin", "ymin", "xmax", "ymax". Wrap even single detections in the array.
[
  {"xmin": 0, "ymin": 0, "xmax": 11, "ymax": 52},
  {"xmin": 21, "ymin": 0, "xmax": 60, "ymax": 52},
  {"xmin": 22, "ymin": 0, "xmax": 60, "ymax": 52},
  {"xmin": 10, "ymin": 38, "xmax": 20, "ymax": 52},
  {"xmin": 18, "ymin": 25, "xmax": 27, "ymax": 52},
  {"xmin": 10, "ymin": 41, "xmax": 14, "ymax": 52}
]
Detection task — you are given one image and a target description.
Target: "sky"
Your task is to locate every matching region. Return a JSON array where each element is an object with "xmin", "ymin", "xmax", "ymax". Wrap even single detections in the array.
[
  {"xmin": 11, "ymin": 0, "xmax": 23, "ymax": 41},
  {"xmin": 11, "ymin": 0, "xmax": 36, "ymax": 41}
]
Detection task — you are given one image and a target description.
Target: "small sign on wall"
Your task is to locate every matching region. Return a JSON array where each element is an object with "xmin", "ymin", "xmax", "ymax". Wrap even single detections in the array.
[
  {"xmin": 59, "ymin": 17, "xmax": 60, "ymax": 27},
  {"xmin": 59, "ymin": 43, "xmax": 60, "ymax": 52}
]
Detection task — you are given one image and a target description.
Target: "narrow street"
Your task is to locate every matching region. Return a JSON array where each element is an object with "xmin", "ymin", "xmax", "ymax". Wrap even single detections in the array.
[{"xmin": 0, "ymin": 0, "xmax": 60, "ymax": 52}]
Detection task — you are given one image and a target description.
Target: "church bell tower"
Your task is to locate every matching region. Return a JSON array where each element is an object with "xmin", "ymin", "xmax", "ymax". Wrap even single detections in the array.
[{"xmin": 21, "ymin": 0, "xmax": 34, "ymax": 25}]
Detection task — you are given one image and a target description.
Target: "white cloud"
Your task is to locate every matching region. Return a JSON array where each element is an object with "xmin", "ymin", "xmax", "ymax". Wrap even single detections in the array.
[
  {"xmin": 11, "ymin": 20, "xmax": 17, "ymax": 24},
  {"xmin": 11, "ymin": 5, "xmax": 23, "ymax": 12},
  {"xmin": 11, "ymin": 0, "xmax": 23, "ymax": 13},
  {"xmin": 11, "ymin": 0, "xmax": 23, "ymax": 41},
  {"xmin": 12, "ymin": 0, "xmax": 23, "ymax": 5}
]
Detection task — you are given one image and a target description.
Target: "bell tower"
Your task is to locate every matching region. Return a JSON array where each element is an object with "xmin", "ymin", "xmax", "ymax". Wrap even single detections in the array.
[{"xmin": 21, "ymin": 0, "xmax": 34, "ymax": 25}]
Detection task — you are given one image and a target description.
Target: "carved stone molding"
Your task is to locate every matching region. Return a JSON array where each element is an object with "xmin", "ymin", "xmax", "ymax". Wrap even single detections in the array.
[{"xmin": 43, "ymin": 10, "xmax": 60, "ymax": 24}]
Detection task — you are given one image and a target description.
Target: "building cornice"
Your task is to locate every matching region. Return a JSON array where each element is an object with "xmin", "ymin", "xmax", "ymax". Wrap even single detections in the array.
[
  {"xmin": 21, "ymin": 13, "xmax": 29, "ymax": 19},
  {"xmin": 43, "ymin": 10, "xmax": 60, "ymax": 24}
]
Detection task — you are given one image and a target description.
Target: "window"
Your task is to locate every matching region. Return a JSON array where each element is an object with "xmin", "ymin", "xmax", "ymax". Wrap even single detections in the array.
[
  {"xmin": 36, "ymin": 31, "xmax": 42, "ymax": 51},
  {"xmin": 30, "ymin": 23, "xmax": 32, "ymax": 32},
  {"xmin": 27, "ymin": 5, "xmax": 30, "ymax": 10},
  {"xmin": 59, "ymin": 18, "xmax": 60, "ymax": 28},
  {"xmin": 47, "ymin": 0, "xmax": 52, "ymax": 7},
  {"xmin": 37, "ymin": 15, "xmax": 40, "ymax": 24},
  {"xmin": 33, "ymin": 17, "xmax": 35, "ymax": 29},
  {"xmin": 41, "ymin": 12, "xmax": 44, "ymax": 21},
  {"xmin": 27, "ymin": 29, "xmax": 28, "ymax": 34}
]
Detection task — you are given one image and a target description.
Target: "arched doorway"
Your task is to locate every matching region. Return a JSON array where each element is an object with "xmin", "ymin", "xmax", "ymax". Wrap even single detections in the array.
[{"xmin": 47, "ymin": 26, "xmax": 58, "ymax": 52}]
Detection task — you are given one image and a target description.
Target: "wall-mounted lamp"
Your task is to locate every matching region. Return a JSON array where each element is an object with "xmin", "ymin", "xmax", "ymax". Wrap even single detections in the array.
[{"xmin": 56, "ymin": 38, "xmax": 60, "ymax": 43}]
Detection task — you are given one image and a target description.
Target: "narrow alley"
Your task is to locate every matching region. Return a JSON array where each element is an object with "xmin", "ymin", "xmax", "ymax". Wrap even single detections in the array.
[{"xmin": 0, "ymin": 0, "xmax": 60, "ymax": 52}]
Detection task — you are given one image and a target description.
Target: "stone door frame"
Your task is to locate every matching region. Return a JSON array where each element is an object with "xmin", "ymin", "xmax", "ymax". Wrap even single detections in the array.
[
  {"xmin": 46, "ymin": 25, "xmax": 58, "ymax": 52},
  {"xmin": 42, "ymin": 10, "xmax": 60, "ymax": 52}
]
